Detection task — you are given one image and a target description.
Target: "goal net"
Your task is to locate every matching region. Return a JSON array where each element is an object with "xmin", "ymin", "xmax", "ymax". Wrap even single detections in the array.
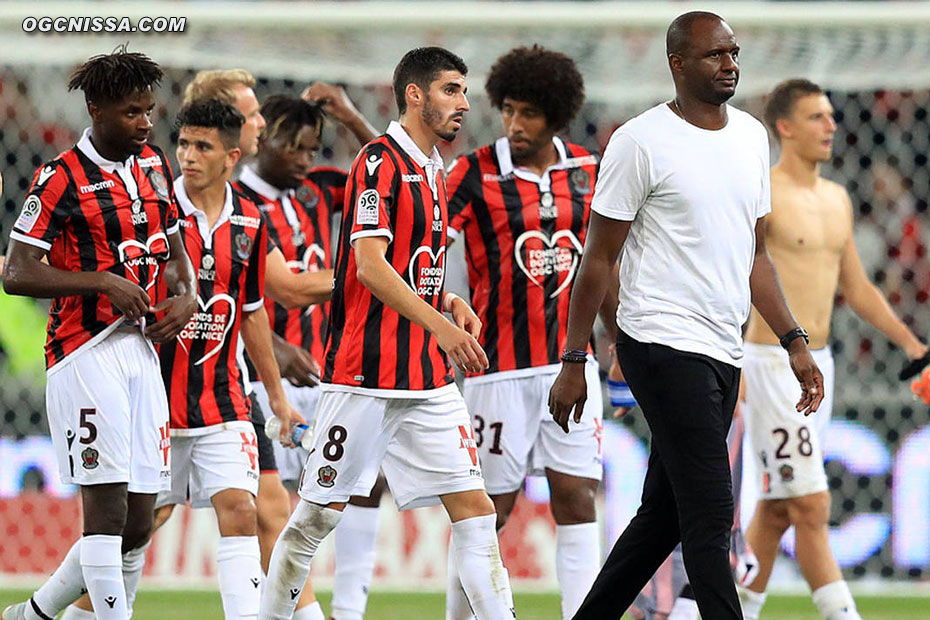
[{"xmin": 0, "ymin": 0, "xmax": 928, "ymax": 589}]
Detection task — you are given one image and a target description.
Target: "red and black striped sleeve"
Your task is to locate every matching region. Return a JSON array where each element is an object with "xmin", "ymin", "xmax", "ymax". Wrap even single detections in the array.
[
  {"xmin": 10, "ymin": 160, "xmax": 73, "ymax": 251},
  {"xmin": 149, "ymin": 145, "xmax": 180, "ymax": 235},
  {"xmin": 445, "ymin": 154, "xmax": 477, "ymax": 238},
  {"xmin": 308, "ymin": 166, "xmax": 348, "ymax": 214},
  {"xmin": 243, "ymin": 216, "xmax": 268, "ymax": 312},
  {"xmin": 346, "ymin": 143, "xmax": 398, "ymax": 246}
]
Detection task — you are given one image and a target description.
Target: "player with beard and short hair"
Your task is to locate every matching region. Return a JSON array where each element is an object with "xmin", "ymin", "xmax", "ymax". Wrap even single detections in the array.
[
  {"xmin": 259, "ymin": 47, "xmax": 516, "ymax": 620},
  {"xmin": 443, "ymin": 45, "xmax": 611, "ymax": 620},
  {"xmin": 2, "ymin": 49, "xmax": 197, "ymax": 620},
  {"xmin": 737, "ymin": 79, "xmax": 928, "ymax": 620},
  {"xmin": 549, "ymin": 12, "xmax": 826, "ymax": 619},
  {"xmin": 235, "ymin": 94, "xmax": 385, "ymax": 620}
]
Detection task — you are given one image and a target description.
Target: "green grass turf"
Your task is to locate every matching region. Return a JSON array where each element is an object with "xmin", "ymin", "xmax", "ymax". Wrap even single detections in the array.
[{"xmin": 2, "ymin": 589, "xmax": 929, "ymax": 619}]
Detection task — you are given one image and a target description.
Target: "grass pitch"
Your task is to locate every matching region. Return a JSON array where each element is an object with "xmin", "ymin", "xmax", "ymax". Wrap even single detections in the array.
[{"xmin": 2, "ymin": 589, "xmax": 929, "ymax": 618}]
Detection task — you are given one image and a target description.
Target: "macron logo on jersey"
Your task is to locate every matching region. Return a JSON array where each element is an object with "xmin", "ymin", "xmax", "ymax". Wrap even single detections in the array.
[
  {"xmin": 401, "ymin": 173, "xmax": 424, "ymax": 183},
  {"xmin": 365, "ymin": 154, "xmax": 382, "ymax": 176},
  {"xmin": 137, "ymin": 155, "xmax": 161, "ymax": 168},
  {"xmin": 37, "ymin": 165, "xmax": 56, "ymax": 186},
  {"xmin": 79, "ymin": 179, "xmax": 116, "ymax": 194}
]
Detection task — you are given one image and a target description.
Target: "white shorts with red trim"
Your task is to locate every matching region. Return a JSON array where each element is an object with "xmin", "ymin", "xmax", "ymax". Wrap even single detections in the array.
[
  {"xmin": 462, "ymin": 360, "xmax": 604, "ymax": 495},
  {"xmin": 45, "ymin": 329, "xmax": 170, "ymax": 493},
  {"xmin": 298, "ymin": 384, "xmax": 486, "ymax": 510},
  {"xmin": 743, "ymin": 342, "xmax": 835, "ymax": 500},
  {"xmin": 156, "ymin": 422, "xmax": 260, "ymax": 509}
]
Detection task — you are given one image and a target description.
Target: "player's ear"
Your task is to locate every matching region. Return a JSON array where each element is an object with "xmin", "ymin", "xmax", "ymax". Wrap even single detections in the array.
[
  {"xmin": 87, "ymin": 100, "xmax": 101, "ymax": 123},
  {"xmin": 667, "ymin": 53, "xmax": 684, "ymax": 75},
  {"xmin": 775, "ymin": 117, "xmax": 792, "ymax": 141},
  {"xmin": 227, "ymin": 146, "xmax": 242, "ymax": 170},
  {"xmin": 405, "ymin": 82, "xmax": 423, "ymax": 110}
]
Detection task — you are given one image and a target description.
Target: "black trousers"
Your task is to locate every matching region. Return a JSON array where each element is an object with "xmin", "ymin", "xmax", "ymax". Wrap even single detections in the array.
[{"xmin": 574, "ymin": 330, "xmax": 742, "ymax": 620}]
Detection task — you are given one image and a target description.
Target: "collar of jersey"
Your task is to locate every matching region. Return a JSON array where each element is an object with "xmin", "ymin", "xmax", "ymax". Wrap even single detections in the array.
[
  {"xmin": 77, "ymin": 127, "xmax": 135, "ymax": 172},
  {"xmin": 175, "ymin": 175, "xmax": 235, "ymax": 247},
  {"xmin": 386, "ymin": 121, "xmax": 444, "ymax": 172},
  {"xmin": 495, "ymin": 136, "xmax": 569, "ymax": 191},
  {"xmin": 238, "ymin": 165, "xmax": 290, "ymax": 201}
]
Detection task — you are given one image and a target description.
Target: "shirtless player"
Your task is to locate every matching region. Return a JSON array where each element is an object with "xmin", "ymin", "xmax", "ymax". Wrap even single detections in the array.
[{"xmin": 738, "ymin": 78, "xmax": 928, "ymax": 620}]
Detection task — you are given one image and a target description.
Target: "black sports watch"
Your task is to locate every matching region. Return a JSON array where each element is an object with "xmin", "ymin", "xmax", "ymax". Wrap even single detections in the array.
[{"xmin": 779, "ymin": 326, "xmax": 809, "ymax": 350}]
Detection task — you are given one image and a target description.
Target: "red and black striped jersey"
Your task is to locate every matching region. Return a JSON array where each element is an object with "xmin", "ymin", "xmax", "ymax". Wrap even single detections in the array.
[
  {"xmin": 447, "ymin": 137, "xmax": 598, "ymax": 377},
  {"xmin": 323, "ymin": 121, "xmax": 454, "ymax": 395},
  {"xmin": 9, "ymin": 128, "xmax": 179, "ymax": 371},
  {"xmin": 234, "ymin": 165, "xmax": 343, "ymax": 365},
  {"xmin": 159, "ymin": 177, "xmax": 267, "ymax": 434}
]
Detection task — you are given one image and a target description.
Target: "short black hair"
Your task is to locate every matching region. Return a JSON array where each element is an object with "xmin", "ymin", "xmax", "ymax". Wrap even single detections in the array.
[
  {"xmin": 260, "ymin": 95, "xmax": 325, "ymax": 146},
  {"xmin": 392, "ymin": 47, "xmax": 468, "ymax": 115},
  {"xmin": 68, "ymin": 45, "xmax": 163, "ymax": 104},
  {"xmin": 485, "ymin": 45, "xmax": 584, "ymax": 131},
  {"xmin": 666, "ymin": 11, "xmax": 725, "ymax": 56},
  {"xmin": 764, "ymin": 79, "xmax": 825, "ymax": 140},
  {"xmin": 175, "ymin": 99, "xmax": 244, "ymax": 150}
]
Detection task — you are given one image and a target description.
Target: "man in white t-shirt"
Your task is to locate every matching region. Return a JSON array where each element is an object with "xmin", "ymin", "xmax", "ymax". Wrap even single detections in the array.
[{"xmin": 548, "ymin": 12, "xmax": 824, "ymax": 620}]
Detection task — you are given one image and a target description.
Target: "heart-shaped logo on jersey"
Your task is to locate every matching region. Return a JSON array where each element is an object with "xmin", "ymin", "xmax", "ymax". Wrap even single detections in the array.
[
  {"xmin": 286, "ymin": 243, "xmax": 326, "ymax": 274},
  {"xmin": 117, "ymin": 232, "xmax": 169, "ymax": 291},
  {"xmin": 513, "ymin": 230, "xmax": 583, "ymax": 298},
  {"xmin": 286, "ymin": 244, "xmax": 327, "ymax": 316},
  {"xmin": 176, "ymin": 293, "xmax": 237, "ymax": 366},
  {"xmin": 408, "ymin": 245, "xmax": 446, "ymax": 298}
]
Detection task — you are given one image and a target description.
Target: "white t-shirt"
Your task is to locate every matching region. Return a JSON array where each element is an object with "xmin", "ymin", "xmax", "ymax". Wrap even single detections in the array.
[{"xmin": 592, "ymin": 103, "xmax": 771, "ymax": 367}]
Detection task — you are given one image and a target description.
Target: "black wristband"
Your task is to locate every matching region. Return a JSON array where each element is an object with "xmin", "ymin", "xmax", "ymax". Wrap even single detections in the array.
[
  {"xmin": 779, "ymin": 326, "xmax": 809, "ymax": 350},
  {"xmin": 561, "ymin": 349, "xmax": 588, "ymax": 364}
]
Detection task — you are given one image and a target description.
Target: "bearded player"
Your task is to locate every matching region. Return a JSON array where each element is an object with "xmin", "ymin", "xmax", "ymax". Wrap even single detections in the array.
[{"xmin": 443, "ymin": 46, "xmax": 611, "ymax": 620}]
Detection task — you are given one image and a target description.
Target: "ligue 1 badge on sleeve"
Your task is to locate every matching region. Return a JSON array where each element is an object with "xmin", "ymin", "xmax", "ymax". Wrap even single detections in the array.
[{"xmin": 235, "ymin": 232, "xmax": 253, "ymax": 260}]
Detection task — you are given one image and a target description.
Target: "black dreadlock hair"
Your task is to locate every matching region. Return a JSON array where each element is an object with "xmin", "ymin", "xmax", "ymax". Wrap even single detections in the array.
[
  {"xmin": 68, "ymin": 45, "xmax": 163, "ymax": 104},
  {"xmin": 260, "ymin": 95, "xmax": 325, "ymax": 146}
]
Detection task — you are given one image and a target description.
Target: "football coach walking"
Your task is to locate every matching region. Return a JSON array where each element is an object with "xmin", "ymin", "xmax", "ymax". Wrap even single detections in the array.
[{"xmin": 548, "ymin": 12, "xmax": 824, "ymax": 620}]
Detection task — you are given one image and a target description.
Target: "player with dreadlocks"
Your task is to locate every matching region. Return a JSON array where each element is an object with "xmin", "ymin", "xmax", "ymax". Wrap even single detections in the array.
[{"xmin": 2, "ymin": 48, "xmax": 197, "ymax": 620}]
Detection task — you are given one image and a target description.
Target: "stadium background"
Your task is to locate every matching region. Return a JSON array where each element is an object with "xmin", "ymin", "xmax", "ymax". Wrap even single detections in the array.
[{"xmin": 0, "ymin": 0, "xmax": 929, "ymax": 615}]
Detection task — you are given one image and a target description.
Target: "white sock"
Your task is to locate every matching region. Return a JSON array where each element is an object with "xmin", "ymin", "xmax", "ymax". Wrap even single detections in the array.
[
  {"xmin": 450, "ymin": 514, "xmax": 515, "ymax": 620},
  {"xmin": 217, "ymin": 536, "xmax": 263, "ymax": 619},
  {"xmin": 737, "ymin": 586, "xmax": 767, "ymax": 620},
  {"xmin": 445, "ymin": 536, "xmax": 475, "ymax": 620},
  {"xmin": 331, "ymin": 505, "xmax": 380, "ymax": 620},
  {"xmin": 292, "ymin": 601, "xmax": 325, "ymax": 620},
  {"xmin": 259, "ymin": 501, "xmax": 342, "ymax": 620},
  {"xmin": 27, "ymin": 539, "xmax": 85, "ymax": 620},
  {"xmin": 80, "ymin": 535, "xmax": 127, "ymax": 620},
  {"xmin": 60, "ymin": 605, "xmax": 96, "ymax": 620},
  {"xmin": 667, "ymin": 596, "xmax": 699, "ymax": 620},
  {"xmin": 555, "ymin": 522, "xmax": 600, "ymax": 620},
  {"xmin": 812, "ymin": 581, "xmax": 862, "ymax": 620},
  {"xmin": 122, "ymin": 541, "xmax": 149, "ymax": 618}
]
